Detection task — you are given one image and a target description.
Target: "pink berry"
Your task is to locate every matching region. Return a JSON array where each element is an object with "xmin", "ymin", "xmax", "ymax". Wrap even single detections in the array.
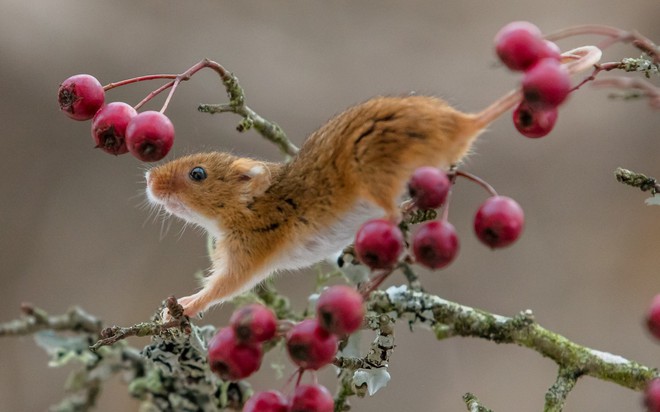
[
  {"xmin": 408, "ymin": 167, "xmax": 451, "ymax": 209},
  {"xmin": 243, "ymin": 390, "xmax": 288, "ymax": 412},
  {"xmin": 289, "ymin": 384, "xmax": 334, "ymax": 412},
  {"xmin": 494, "ymin": 21, "xmax": 546, "ymax": 71},
  {"xmin": 286, "ymin": 319, "xmax": 338, "ymax": 370},
  {"xmin": 646, "ymin": 379, "xmax": 660, "ymax": 412},
  {"xmin": 513, "ymin": 101, "xmax": 558, "ymax": 138},
  {"xmin": 58, "ymin": 74, "xmax": 105, "ymax": 121},
  {"xmin": 316, "ymin": 285, "xmax": 365, "ymax": 335},
  {"xmin": 474, "ymin": 196, "xmax": 524, "ymax": 249},
  {"xmin": 522, "ymin": 58, "xmax": 571, "ymax": 110},
  {"xmin": 412, "ymin": 220, "xmax": 459, "ymax": 269},
  {"xmin": 125, "ymin": 111, "xmax": 174, "ymax": 162},
  {"xmin": 230, "ymin": 303, "xmax": 278, "ymax": 344},
  {"xmin": 208, "ymin": 327, "xmax": 263, "ymax": 381},
  {"xmin": 354, "ymin": 219, "xmax": 404, "ymax": 269},
  {"xmin": 91, "ymin": 102, "xmax": 137, "ymax": 155},
  {"xmin": 646, "ymin": 294, "xmax": 660, "ymax": 340},
  {"xmin": 541, "ymin": 40, "xmax": 562, "ymax": 61}
]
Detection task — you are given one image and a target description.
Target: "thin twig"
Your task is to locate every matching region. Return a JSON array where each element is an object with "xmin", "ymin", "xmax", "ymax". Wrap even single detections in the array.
[
  {"xmin": 463, "ymin": 393, "xmax": 494, "ymax": 412},
  {"xmin": 615, "ymin": 167, "xmax": 660, "ymax": 195},
  {"xmin": 89, "ymin": 296, "xmax": 191, "ymax": 351},
  {"xmin": 544, "ymin": 368, "xmax": 579, "ymax": 412},
  {"xmin": 0, "ymin": 303, "xmax": 102, "ymax": 337}
]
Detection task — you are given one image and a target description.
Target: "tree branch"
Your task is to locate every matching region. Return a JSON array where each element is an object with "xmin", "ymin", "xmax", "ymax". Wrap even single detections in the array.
[
  {"xmin": 0, "ymin": 303, "xmax": 102, "ymax": 337},
  {"xmin": 197, "ymin": 61, "xmax": 299, "ymax": 159},
  {"xmin": 89, "ymin": 296, "xmax": 191, "ymax": 351},
  {"xmin": 369, "ymin": 286, "xmax": 659, "ymax": 392}
]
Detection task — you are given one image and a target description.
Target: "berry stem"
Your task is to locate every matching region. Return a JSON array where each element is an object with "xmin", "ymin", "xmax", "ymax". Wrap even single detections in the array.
[
  {"xmin": 134, "ymin": 80, "xmax": 175, "ymax": 110},
  {"xmin": 545, "ymin": 24, "xmax": 659, "ymax": 63},
  {"xmin": 103, "ymin": 74, "xmax": 179, "ymax": 91},
  {"xmin": 592, "ymin": 77, "xmax": 660, "ymax": 109},
  {"xmin": 103, "ymin": 59, "xmax": 299, "ymax": 157},
  {"xmin": 455, "ymin": 170, "xmax": 498, "ymax": 197}
]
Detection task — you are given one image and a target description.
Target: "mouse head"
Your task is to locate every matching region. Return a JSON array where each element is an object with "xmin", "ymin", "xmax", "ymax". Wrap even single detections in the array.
[{"xmin": 146, "ymin": 152, "xmax": 272, "ymax": 233}]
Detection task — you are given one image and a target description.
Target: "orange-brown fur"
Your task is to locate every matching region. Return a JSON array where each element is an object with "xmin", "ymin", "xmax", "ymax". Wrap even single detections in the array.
[{"xmin": 147, "ymin": 95, "xmax": 483, "ymax": 317}]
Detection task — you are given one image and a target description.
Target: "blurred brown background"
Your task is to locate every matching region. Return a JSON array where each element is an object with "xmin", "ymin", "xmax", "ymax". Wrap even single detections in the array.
[{"xmin": 1, "ymin": 1, "xmax": 658, "ymax": 411}]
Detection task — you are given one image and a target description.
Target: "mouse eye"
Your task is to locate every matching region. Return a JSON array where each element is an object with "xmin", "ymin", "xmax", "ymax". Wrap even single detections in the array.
[{"xmin": 189, "ymin": 166, "xmax": 207, "ymax": 182}]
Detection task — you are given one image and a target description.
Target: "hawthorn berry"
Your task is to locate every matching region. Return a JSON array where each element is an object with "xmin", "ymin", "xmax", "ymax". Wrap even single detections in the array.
[
  {"xmin": 494, "ymin": 21, "xmax": 546, "ymax": 72},
  {"xmin": 513, "ymin": 101, "xmax": 558, "ymax": 138},
  {"xmin": 522, "ymin": 58, "xmax": 571, "ymax": 110},
  {"xmin": 541, "ymin": 40, "xmax": 562, "ymax": 62},
  {"xmin": 408, "ymin": 167, "xmax": 451, "ymax": 209},
  {"xmin": 230, "ymin": 303, "xmax": 277, "ymax": 344},
  {"xmin": 242, "ymin": 390, "xmax": 288, "ymax": 412},
  {"xmin": 91, "ymin": 102, "xmax": 137, "ymax": 155},
  {"xmin": 208, "ymin": 327, "xmax": 263, "ymax": 381},
  {"xmin": 354, "ymin": 219, "xmax": 404, "ymax": 269},
  {"xmin": 316, "ymin": 285, "xmax": 365, "ymax": 335},
  {"xmin": 58, "ymin": 74, "xmax": 105, "ymax": 121},
  {"xmin": 474, "ymin": 196, "xmax": 524, "ymax": 249},
  {"xmin": 289, "ymin": 384, "xmax": 335, "ymax": 412},
  {"xmin": 412, "ymin": 220, "xmax": 459, "ymax": 269},
  {"xmin": 646, "ymin": 379, "xmax": 660, "ymax": 412},
  {"xmin": 125, "ymin": 111, "xmax": 174, "ymax": 162},
  {"xmin": 646, "ymin": 294, "xmax": 660, "ymax": 340},
  {"xmin": 286, "ymin": 319, "xmax": 338, "ymax": 370}
]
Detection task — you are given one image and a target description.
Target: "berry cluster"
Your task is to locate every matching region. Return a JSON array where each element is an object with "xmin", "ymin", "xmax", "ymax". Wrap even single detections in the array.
[
  {"xmin": 495, "ymin": 21, "xmax": 572, "ymax": 138},
  {"xmin": 207, "ymin": 285, "xmax": 364, "ymax": 411},
  {"xmin": 58, "ymin": 74, "xmax": 175, "ymax": 162},
  {"xmin": 354, "ymin": 167, "xmax": 524, "ymax": 271}
]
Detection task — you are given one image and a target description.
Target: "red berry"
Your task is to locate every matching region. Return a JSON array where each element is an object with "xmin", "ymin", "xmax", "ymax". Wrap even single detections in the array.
[
  {"xmin": 646, "ymin": 379, "xmax": 660, "ymax": 412},
  {"xmin": 494, "ymin": 21, "xmax": 546, "ymax": 71},
  {"xmin": 412, "ymin": 220, "xmax": 459, "ymax": 269},
  {"xmin": 208, "ymin": 327, "xmax": 263, "ymax": 381},
  {"xmin": 408, "ymin": 167, "xmax": 451, "ymax": 209},
  {"xmin": 513, "ymin": 101, "xmax": 558, "ymax": 138},
  {"xmin": 522, "ymin": 58, "xmax": 571, "ymax": 110},
  {"xmin": 125, "ymin": 111, "xmax": 174, "ymax": 162},
  {"xmin": 474, "ymin": 196, "xmax": 524, "ymax": 249},
  {"xmin": 646, "ymin": 294, "xmax": 660, "ymax": 340},
  {"xmin": 230, "ymin": 303, "xmax": 277, "ymax": 344},
  {"xmin": 243, "ymin": 390, "xmax": 288, "ymax": 412},
  {"xmin": 541, "ymin": 40, "xmax": 562, "ymax": 62},
  {"xmin": 289, "ymin": 384, "xmax": 334, "ymax": 412},
  {"xmin": 91, "ymin": 102, "xmax": 137, "ymax": 155},
  {"xmin": 354, "ymin": 219, "xmax": 404, "ymax": 269},
  {"xmin": 316, "ymin": 285, "xmax": 365, "ymax": 335},
  {"xmin": 286, "ymin": 319, "xmax": 338, "ymax": 370},
  {"xmin": 58, "ymin": 74, "xmax": 105, "ymax": 121}
]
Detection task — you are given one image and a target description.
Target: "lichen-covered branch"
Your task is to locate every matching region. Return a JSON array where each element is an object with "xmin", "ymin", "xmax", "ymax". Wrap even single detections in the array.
[
  {"xmin": 0, "ymin": 303, "xmax": 102, "ymax": 337},
  {"xmin": 196, "ymin": 62, "xmax": 299, "ymax": 159},
  {"xmin": 463, "ymin": 393, "xmax": 494, "ymax": 412},
  {"xmin": 544, "ymin": 368, "xmax": 579, "ymax": 412},
  {"xmin": 89, "ymin": 296, "xmax": 191, "ymax": 352},
  {"xmin": 333, "ymin": 313, "xmax": 395, "ymax": 411},
  {"xmin": 369, "ymin": 286, "xmax": 659, "ymax": 393},
  {"xmin": 615, "ymin": 167, "xmax": 659, "ymax": 195}
]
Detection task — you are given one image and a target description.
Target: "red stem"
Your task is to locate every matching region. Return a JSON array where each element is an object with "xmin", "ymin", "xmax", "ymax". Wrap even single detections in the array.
[
  {"xmin": 455, "ymin": 170, "xmax": 498, "ymax": 197},
  {"xmin": 102, "ymin": 59, "xmax": 232, "ymax": 113},
  {"xmin": 103, "ymin": 74, "xmax": 179, "ymax": 91}
]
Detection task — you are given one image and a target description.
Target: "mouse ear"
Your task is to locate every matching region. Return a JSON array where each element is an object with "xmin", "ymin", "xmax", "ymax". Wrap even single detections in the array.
[{"xmin": 233, "ymin": 158, "xmax": 272, "ymax": 198}]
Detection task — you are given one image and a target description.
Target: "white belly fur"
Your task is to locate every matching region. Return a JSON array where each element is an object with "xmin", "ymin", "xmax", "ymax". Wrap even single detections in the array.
[{"xmin": 271, "ymin": 200, "xmax": 383, "ymax": 272}]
